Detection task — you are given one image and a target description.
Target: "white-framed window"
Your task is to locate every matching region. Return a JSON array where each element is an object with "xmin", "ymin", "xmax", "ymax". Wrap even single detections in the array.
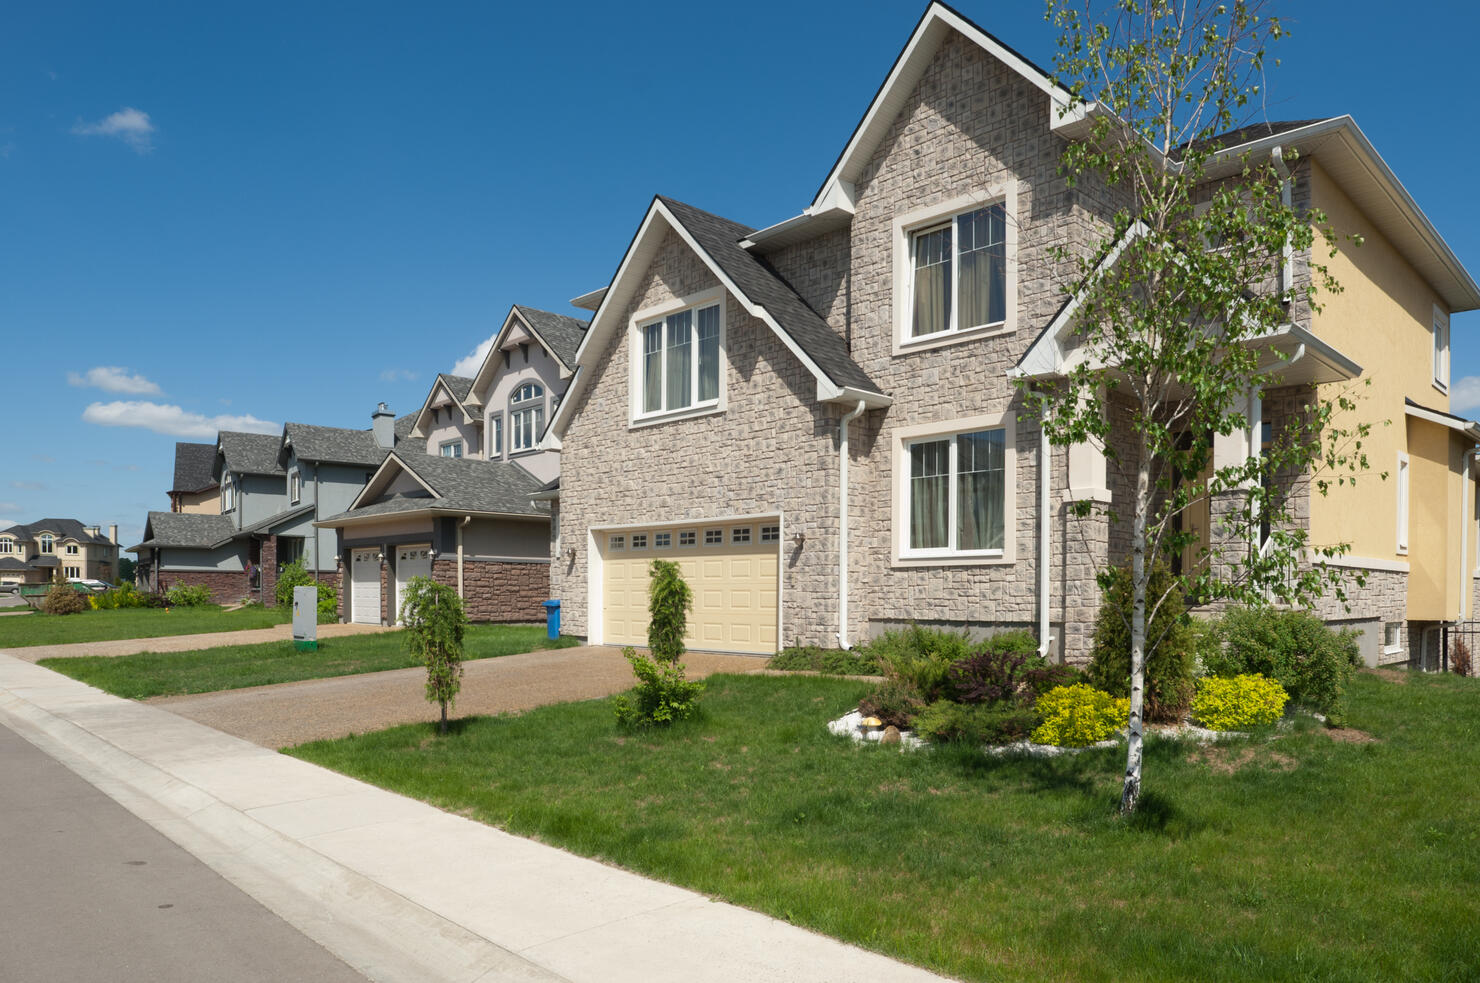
[
  {"xmin": 1383, "ymin": 622, "xmax": 1403, "ymax": 656},
  {"xmin": 1433, "ymin": 305, "xmax": 1450, "ymax": 393},
  {"xmin": 64, "ymin": 566, "xmax": 80, "ymax": 579},
  {"xmin": 761, "ymin": 525, "xmax": 780, "ymax": 543},
  {"xmin": 893, "ymin": 412, "xmax": 1017, "ymax": 565},
  {"xmin": 704, "ymin": 529, "xmax": 722, "ymax": 545},
  {"xmin": 511, "ymin": 383, "xmax": 545, "ymax": 452},
  {"xmin": 439, "ymin": 440, "xmax": 464, "ymax": 458},
  {"xmin": 1397, "ymin": 452, "xmax": 1410, "ymax": 555},
  {"xmin": 609, "ymin": 534, "xmax": 625, "ymax": 551},
  {"xmin": 893, "ymin": 186, "xmax": 1017, "ymax": 354},
  {"xmin": 223, "ymin": 475, "xmax": 235, "ymax": 512},
  {"xmin": 654, "ymin": 532, "xmax": 671, "ymax": 549},
  {"xmin": 488, "ymin": 412, "xmax": 503, "ymax": 459},
  {"xmin": 732, "ymin": 527, "xmax": 751, "ymax": 544},
  {"xmin": 631, "ymin": 533, "xmax": 648, "ymax": 549},
  {"xmin": 679, "ymin": 530, "xmax": 696, "ymax": 547},
  {"xmin": 0, "ymin": 537, "xmax": 12, "ymax": 553},
  {"xmin": 289, "ymin": 469, "xmax": 301, "ymax": 504},
  {"xmin": 39, "ymin": 534, "xmax": 54, "ymax": 554},
  {"xmin": 630, "ymin": 289, "xmax": 726, "ymax": 424},
  {"xmin": 66, "ymin": 544, "xmax": 79, "ymax": 555}
]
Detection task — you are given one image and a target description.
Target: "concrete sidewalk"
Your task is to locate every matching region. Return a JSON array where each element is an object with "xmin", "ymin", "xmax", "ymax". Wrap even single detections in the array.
[
  {"xmin": 0, "ymin": 654, "xmax": 953, "ymax": 983},
  {"xmin": 9, "ymin": 620, "xmax": 393, "ymax": 663}
]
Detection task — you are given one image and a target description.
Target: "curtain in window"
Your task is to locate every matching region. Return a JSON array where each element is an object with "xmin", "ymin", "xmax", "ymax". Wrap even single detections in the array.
[
  {"xmin": 697, "ymin": 305, "xmax": 720, "ymax": 402},
  {"xmin": 911, "ymin": 226, "xmax": 952, "ymax": 337},
  {"xmin": 956, "ymin": 429, "xmax": 1004, "ymax": 551},
  {"xmin": 958, "ymin": 204, "xmax": 1005, "ymax": 329},
  {"xmin": 643, "ymin": 322, "xmax": 663, "ymax": 413},
  {"xmin": 909, "ymin": 439, "xmax": 950, "ymax": 549},
  {"xmin": 666, "ymin": 311, "xmax": 692, "ymax": 410},
  {"xmin": 490, "ymin": 415, "xmax": 502, "ymax": 456}
]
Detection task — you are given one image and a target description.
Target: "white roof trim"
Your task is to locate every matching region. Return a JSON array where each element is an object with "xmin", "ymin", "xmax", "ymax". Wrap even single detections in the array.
[
  {"xmin": 347, "ymin": 452, "xmax": 440, "ymax": 511},
  {"xmin": 409, "ymin": 376, "xmax": 476, "ymax": 437},
  {"xmin": 569, "ymin": 287, "xmax": 607, "ymax": 311},
  {"xmin": 465, "ymin": 306, "xmax": 572, "ymax": 406},
  {"xmin": 1405, "ymin": 402, "xmax": 1480, "ymax": 442}
]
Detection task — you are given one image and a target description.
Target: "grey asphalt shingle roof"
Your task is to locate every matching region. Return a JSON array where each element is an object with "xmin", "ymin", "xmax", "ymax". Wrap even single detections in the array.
[
  {"xmin": 514, "ymin": 306, "xmax": 589, "ymax": 368},
  {"xmin": 4, "ymin": 519, "xmax": 115, "ymax": 545},
  {"xmin": 129, "ymin": 511, "xmax": 238, "ymax": 552},
  {"xmin": 237, "ymin": 503, "xmax": 316, "ymax": 538},
  {"xmin": 321, "ymin": 453, "xmax": 548, "ymax": 524},
  {"xmin": 283, "ymin": 423, "xmax": 392, "ymax": 468},
  {"xmin": 171, "ymin": 442, "xmax": 219, "ymax": 493},
  {"xmin": 29, "ymin": 556, "xmax": 59, "ymax": 568},
  {"xmin": 439, "ymin": 374, "xmax": 475, "ymax": 403},
  {"xmin": 219, "ymin": 431, "xmax": 286, "ymax": 476},
  {"xmin": 0, "ymin": 557, "xmax": 27, "ymax": 570},
  {"xmin": 657, "ymin": 196, "xmax": 882, "ymax": 395}
]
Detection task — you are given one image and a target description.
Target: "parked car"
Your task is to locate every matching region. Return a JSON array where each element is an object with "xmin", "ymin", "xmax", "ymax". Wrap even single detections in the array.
[
  {"xmin": 68, "ymin": 578, "xmax": 113, "ymax": 594},
  {"xmin": 0, "ymin": 582, "xmax": 18, "ymax": 594}
]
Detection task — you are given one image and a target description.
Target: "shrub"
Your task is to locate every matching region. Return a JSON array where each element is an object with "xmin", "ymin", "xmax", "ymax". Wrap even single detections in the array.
[
  {"xmin": 275, "ymin": 560, "xmax": 339, "ymax": 622},
  {"xmin": 1211, "ymin": 607, "xmax": 1361, "ymax": 721},
  {"xmin": 1087, "ymin": 562, "xmax": 1196, "ymax": 722},
  {"xmin": 42, "ymin": 582, "xmax": 87, "ymax": 615},
  {"xmin": 945, "ymin": 632, "xmax": 1073, "ymax": 706},
  {"xmin": 1191, "ymin": 674, "xmax": 1289, "ymax": 731},
  {"xmin": 613, "ymin": 647, "xmax": 705, "ymax": 727},
  {"xmin": 870, "ymin": 624, "xmax": 974, "ymax": 703},
  {"xmin": 1450, "ymin": 637, "xmax": 1472, "ymax": 677},
  {"xmin": 1187, "ymin": 616, "xmax": 1223, "ymax": 675},
  {"xmin": 768, "ymin": 646, "xmax": 882, "ymax": 675},
  {"xmin": 857, "ymin": 679, "xmax": 924, "ymax": 730},
  {"xmin": 166, "ymin": 582, "xmax": 213, "ymax": 607},
  {"xmin": 646, "ymin": 559, "xmax": 692, "ymax": 663},
  {"xmin": 913, "ymin": 700, "xmax": 1042, "ymax": 745},
  {"xmin": 1031, "ymin": 684, "xmax": 1129, "ymax": 747},
  {"xmin": 399, "ymin": 576, "xmax": 468, "ymax": 734}
]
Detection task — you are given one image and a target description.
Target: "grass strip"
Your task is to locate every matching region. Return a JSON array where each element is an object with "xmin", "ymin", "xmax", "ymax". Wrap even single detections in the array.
[{"xmin": 0, "ymin": 605, "xmax": 291, "ymax": 648}]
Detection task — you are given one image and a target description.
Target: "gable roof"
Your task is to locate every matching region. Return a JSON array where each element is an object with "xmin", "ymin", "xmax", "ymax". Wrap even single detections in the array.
[
  {"xmin": 514, "ymin": 306, "xmax": 588, "ymax": 369},
  {"xmin": 549, "ymin": 196, "xmax": 887, "ymax": 442},
  {"xmin": 4, "ymin": 518, "xmax": 114, "ymax": 545},
  {"xmin": 283, "ymin": 423, "xmax": 392, "ymax": 468},
  {"xmin": 218, "ymin": 431, "xmax": 285, "ymax": 476},
  {"xmin": 317, "ymin": 451, "xmax": 549, "ymax": 527},
  {"xmin": 129, "ymin": 511, "xmax": 237, "ymax": 552},
  {"xmin": 409, "ymin": 373, "xmax": 478, "ymax": 436},
  {"xmin": 171, "ymin": 442, "xmax": 219, "ymax": 494}
]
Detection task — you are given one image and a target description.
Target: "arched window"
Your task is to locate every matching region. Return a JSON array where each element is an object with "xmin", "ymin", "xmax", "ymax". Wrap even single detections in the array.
[
  {"xmin": 510, "ymin": 383, "xmax": 545, "ymax": 452},
  {"xmin": 40, "ymin": 534, "xmax": 54, "ymax": 554},
  {"xmin": 0, "ymin": 537, "xmax": 13, "ymax": 553}
]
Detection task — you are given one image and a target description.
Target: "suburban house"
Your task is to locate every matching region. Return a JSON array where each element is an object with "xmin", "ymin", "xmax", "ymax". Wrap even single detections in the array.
[
  {"xmin": 167, "ymin": 442, "xmax": 220, "ymax": 513},
  {"xmin": 0, "ymin": 519, "xmax": 119, "ymax": 587},
  {"xmin": 542, "ymin": 2, "xmax": 1479, "ymax": 666},
  {"xmin": 315, "ymin": 305, "xmax": 585, "ymax": 625},
  {"xmin": 131, "ymin": 413, "xmax": 417, "ymax": 602}
]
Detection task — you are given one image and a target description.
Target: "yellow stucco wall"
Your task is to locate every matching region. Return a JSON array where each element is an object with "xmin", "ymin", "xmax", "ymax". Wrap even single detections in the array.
[
  {"xmin": 1304, "ymin": 157, "xmax": 1478, "ymax": 621},
  {"xmin": 174, "ymin": 489, "xmax": 221, "ymax": 514}
]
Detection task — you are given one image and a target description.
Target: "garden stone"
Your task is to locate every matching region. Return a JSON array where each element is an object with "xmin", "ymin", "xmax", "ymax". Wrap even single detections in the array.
[{"xmin": 881, "ymin": 725, "xmax": 901, "ymax": 745}]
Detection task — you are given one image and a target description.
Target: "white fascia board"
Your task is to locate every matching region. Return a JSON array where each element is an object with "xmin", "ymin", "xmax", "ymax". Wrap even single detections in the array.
[
  {"xmin": 1405, "ymin": 403, "xmax": 1480, "ymax": 441},
  {"xmin": 822, "ymin": 385, "xmax": 893, "ymax": 410},
  {"xmin": 410, "ymin": 376, "xmax": 474, "ymax": 436},
  {"xmin": 569, "ymin": 287, "xmax": 607, "ymax": 311},
  {"xmin": 1253, "ymin": 324, "xmax": 1362, "ymax": 381}
]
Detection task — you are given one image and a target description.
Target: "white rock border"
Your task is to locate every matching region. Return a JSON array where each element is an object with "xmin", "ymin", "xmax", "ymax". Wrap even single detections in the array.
[{"xmin": 826, "ymin": 710, "xmax": 929, "ymax": 751}]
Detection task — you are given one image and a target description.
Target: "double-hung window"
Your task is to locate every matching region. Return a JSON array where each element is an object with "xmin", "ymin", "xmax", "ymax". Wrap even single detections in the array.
[
  {"xmin": 511, "ymin": 383, "xmax": 545, "ymax": 451},
  {"xmin": 289, "ymin": 470, "xmax": 301, "ymax": 503},
  {"xmin": 909, "ymin": 203, "xmax": 1006, "ymax": 339},
  {"xmin": 223, "ymin": 475, "xmax": 235, "ymax": 512},
  {"xmin": 439, "ymin": 440, "xmax": 463, "ymax": 458},
  {"xmin": 638, "ymin": 301, "xmax": 721, "ymax": 418},
  {"xmin": 1433, "ymin": 306, "xmax": 1450, "ymax": 393},
  {"xmin": 488, "ymin": 413, "xmax": 503, "ymax": 459},
  {"xmin": 903, "ymin": 427, "xmax": 1007, "ymax": 558}
]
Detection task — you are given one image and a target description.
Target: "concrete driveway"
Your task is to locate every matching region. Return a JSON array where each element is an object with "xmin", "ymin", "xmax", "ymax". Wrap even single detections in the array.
[{"xmin": 150, "ymin": 646, "xmax": 765, "ymax": 748}]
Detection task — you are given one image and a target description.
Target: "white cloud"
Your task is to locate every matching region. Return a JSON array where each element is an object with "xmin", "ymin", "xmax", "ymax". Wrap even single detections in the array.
[
  {"xmin": 1450, "ymin": 376, "xmax": 1480, "ymax": 416},
  {"xmin": 71, "ymin": 107, "xmax": 156, "ymax": 153},
  {"xmin": 82, "ymin": 401, "xmax": 279, "ymax": 439},
  {"xmin": 451, "ymin": 335, "xmax": 496, "ymax": 379},
  {"xmin": 380, "ymin": 368, "xmax": 419, "ymax": 383},
  {"xmin": 68, "ymin": 365, "xmax": 162, "ymax": 395}
]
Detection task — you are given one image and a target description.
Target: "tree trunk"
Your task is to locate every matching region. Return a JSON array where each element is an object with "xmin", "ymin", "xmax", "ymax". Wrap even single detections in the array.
[
  {"xmin": 1121, "ymin": 431, "xmax": 1150, "ymax": 815},
  {"xmin": 439, "ymin": 700, "xmax": 448, "ymax": 735}
]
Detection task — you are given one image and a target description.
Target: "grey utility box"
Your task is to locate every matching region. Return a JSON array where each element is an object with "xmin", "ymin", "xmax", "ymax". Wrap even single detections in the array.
[{"xmin": 292, "ymin": 585, "xmax": 318, "ymax": 652}]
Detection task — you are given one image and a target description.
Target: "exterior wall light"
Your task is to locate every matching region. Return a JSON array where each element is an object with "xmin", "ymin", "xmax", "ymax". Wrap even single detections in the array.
[{"xmin": 792, "ymin": 532, "xmax": 806, "ymax": 547}]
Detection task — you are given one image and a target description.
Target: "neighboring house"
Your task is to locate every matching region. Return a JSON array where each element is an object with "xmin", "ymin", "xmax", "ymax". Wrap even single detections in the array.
[
  {"xmin": 543, "ymin": 2, "xmax": 1480, "ymax": 666},
  {"xmin": 316, "ymin": 306, "xmax": 585, "ymax": 625},
  {"xmin": 167, "ymin": 442, "xmax": 220, "ymax": 513},
  {"xmin": 0, "ymin": 519, "xmax": 119, "ymax": 586},
  {"xmin": 132, "ymin": 409, "xmax": 419, "ymax": 603}
]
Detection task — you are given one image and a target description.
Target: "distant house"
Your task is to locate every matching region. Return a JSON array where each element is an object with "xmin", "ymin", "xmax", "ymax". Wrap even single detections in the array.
[
  {"xmin": 0, "ymin": 519, "xmax": 119, "ymax": 587},
  {"xmin": 167, "ymin": 442, "xmax": 220, "ymax": 513}
]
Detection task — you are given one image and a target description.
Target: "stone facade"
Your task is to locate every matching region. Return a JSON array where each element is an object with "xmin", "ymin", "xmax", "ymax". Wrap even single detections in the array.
[{"xmin": 432, "ymin": 558, "xmax": 547, "ymax": 623}]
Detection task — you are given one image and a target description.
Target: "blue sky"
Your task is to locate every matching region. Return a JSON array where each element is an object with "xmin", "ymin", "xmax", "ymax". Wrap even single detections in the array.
[{"xmin": 3, "ymin": 1, "xmax": 1477, "ymax": 546}]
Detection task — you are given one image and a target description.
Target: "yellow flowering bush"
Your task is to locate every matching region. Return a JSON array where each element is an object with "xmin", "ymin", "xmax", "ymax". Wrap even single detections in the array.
[
  {"xmin": 1191, "ymin": 674, "xmax": 1288, "ymax": 731},
  {"xmin": 1031, "ymin": 683, "xmax": 1129, "ymax": 747}
]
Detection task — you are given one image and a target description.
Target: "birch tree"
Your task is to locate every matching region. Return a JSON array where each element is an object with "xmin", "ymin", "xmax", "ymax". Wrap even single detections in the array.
[{"xmin": 1024, "ymin": 0, "xmax": 1374, "ymax": 813}]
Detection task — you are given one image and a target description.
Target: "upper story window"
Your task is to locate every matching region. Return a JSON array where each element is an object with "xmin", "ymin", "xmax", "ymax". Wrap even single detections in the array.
[
  {"xmin": 633, "ymin": 295, "xmax": 723, "ymax": 422},
  {"xmin": 511, "ymin": 383, "xmax": 545, "ymax": 452},
  {"xmin": 223, "ymin": 475, "xmax": 236, "ymax": 512},
  {"xmin": 289, "ymin": 469, "xmax": 301, "ymax": 504},
  {"xmin": 40, "ymin": 534, "xmax": 54, "ymax": 554},
  {"xmin": 0, "ymin": 537, "xmax": 12, "ymax": 553},
  {"xmin": 488, "ymin": 412, "xmax": 503, "ymax": 459},
  {"xmin": 894, "ymin": 413, "xmax": 1016, "ymax": 565},
  {"xmin": 66, "ymin": 543, "xmax": 79, "ymax": 555},
  {"xmin": 1433, "ymin": 306, "xmax": 1450, "ymax": 393},
  {"xmin": 893, "ymin": 188, "xmax": 1017, "ymax": 354},
  {"xmin": 439, "ymin": 440, "xmax": 464, "ymax": 458}
]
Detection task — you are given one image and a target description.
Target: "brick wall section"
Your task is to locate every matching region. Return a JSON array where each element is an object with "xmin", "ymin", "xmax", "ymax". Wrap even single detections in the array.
[
  {"xmin": 432, "ymin": 558, "xmax": 547, "ymax": 623},
  {"xmin": 260, "ymin": 535, "xmax": 278, "ymax": 606},
  {"xmin": 380, "ymin": 562, "xmax": 390, "ymax": 625},
  {"xmin": 160, "ymin": 570, "xmax": 251, "ymax": 605}
]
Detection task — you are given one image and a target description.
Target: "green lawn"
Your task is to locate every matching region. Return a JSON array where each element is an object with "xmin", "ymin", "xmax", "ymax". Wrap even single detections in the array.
[
  {"xmin": 0, "ymin": 605, "xmax": 291, "ymax": 649},
  {"xmin": 290, "ymin": 670, "xmax": 1480, "ymax": 982},
  {"xmin": 40, "ymin": 625, "xmax": 579, "ymax": 699}
]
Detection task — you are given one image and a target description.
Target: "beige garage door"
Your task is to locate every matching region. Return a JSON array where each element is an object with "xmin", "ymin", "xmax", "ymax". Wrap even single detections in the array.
[{"xmin": 602, "ymin": 521, "xmax": 779, "ymax": 655}]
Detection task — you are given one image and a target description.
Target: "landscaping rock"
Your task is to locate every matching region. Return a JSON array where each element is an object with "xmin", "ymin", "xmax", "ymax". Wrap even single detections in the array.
[
  {"xmin": 985, "ymin": 738, "xmax": 1119, "ymax": 758},
  {"xmin": 881, "ymin": 725, "xmax": 901, "ymax": 745},
  {"xmin": 826, "ymin": 710, "xmax": 927, "ymax": 750}
]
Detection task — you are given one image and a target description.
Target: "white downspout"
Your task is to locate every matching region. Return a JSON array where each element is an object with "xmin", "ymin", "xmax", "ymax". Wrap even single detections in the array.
[
  {"xmin": 1271, "ymin": 145, "xmax": 1294, "ymax": 300},
  {"xmin": 1039, "ymin": 410, "xmax": 1054, "ymax": 659},
  {"xmin": 457, "ymin": 515, "xmax": 472, "ymax": 599},
  {"xmin": 1249, "ymin": 388, "xmax": 1262, "ymax": 556},
  {"xmin": 1460, "ymin": 448, "xmax": 1478, "ymax": 622},
  {"xmin": 837, "ymin": 401, "xmax": 866, "ymax": 649}
]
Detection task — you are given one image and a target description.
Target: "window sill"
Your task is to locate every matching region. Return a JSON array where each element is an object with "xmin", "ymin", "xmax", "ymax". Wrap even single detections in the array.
[
  {"xmin": 629, "ymin": 403, "xmax": 724, "ymax": 430},
  {"xmin": 1433, "ymin": 379, "xmax": 1449, "ymax": 396},
  {"xmin": 894, "ymin": 322, "xmax": 1012, "ymax": 357},
  {"xmin": 892, "ymin": 552, "xmax": 1014, "ymax": 568}
]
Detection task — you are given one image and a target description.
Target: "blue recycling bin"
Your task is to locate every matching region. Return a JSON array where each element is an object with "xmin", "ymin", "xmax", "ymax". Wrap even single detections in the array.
[{"xmin": 542, "ymin": 599, "xmax": 561, "ymax": 640}]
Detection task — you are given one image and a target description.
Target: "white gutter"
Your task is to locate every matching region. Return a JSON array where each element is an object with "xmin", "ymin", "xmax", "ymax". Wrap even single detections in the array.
[
  {"xmin": 1461, "ymin": 448, "xmax": 1478, "ymax": 621},
  {"xmin": 837, "ymin": 401, "xmax": 866, "ymax": 649},
  {"xmin": 456, "ymin": 515, "xmax": 472, "ymax": 599},
  {"xmin": 1038, "ymin": 409, "xmax": 1054, "ymax": 659}
]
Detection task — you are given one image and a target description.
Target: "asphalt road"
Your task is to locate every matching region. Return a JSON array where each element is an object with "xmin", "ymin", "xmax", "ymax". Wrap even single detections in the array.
[{"xmin": 0, "ymin": 724, "xmax": 369, "ymax": 983}]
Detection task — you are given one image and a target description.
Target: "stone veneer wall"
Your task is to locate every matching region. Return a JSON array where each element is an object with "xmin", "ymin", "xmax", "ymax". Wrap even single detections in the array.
[
  {"xmin": 431, "ymin": 558, "xmax": 546, "ymax": 623},
  {"xmin": 160, "ymin": 570, "xmax": 251, "ymax": 605}
]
